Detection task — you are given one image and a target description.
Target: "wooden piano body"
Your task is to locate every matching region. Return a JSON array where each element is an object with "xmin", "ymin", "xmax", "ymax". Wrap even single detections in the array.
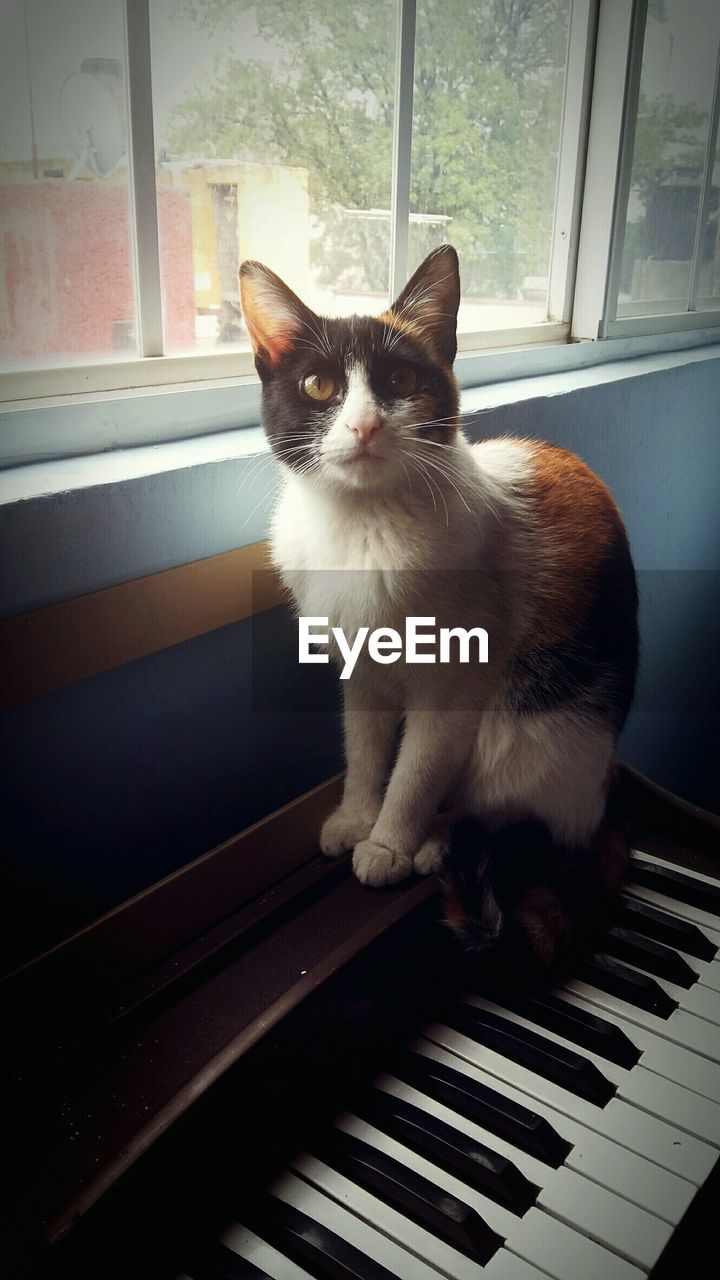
[{"xmin": 2, "ymin": 764, "xmax": 719, "ymax": 1279}]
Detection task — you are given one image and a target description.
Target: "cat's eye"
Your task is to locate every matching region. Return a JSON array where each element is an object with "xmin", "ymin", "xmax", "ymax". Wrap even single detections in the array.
[
  {"xmin": 302, "ymin": 373, "xmax": 336, "ymax": 402},
  {"xmin": 388, "ymin": 365, "xmax": 417, "ymax": 397}
]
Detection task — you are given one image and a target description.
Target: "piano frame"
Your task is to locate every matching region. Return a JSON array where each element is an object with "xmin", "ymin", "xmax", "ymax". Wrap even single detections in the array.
[{"xmin": 2, "ymin": 763, "xmax": 719, "ymax": 1279}]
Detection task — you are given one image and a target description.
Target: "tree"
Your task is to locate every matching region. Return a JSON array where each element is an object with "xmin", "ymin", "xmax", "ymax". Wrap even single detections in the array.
[{"xmin": 163, "ymin": 3, "xmax": 565, "ymax": 297}]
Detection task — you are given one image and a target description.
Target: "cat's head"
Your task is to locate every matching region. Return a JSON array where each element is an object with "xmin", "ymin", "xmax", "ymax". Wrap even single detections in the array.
[{"xmin": 239, "ymin": 246, "xmax": 461, "ymax": 495}]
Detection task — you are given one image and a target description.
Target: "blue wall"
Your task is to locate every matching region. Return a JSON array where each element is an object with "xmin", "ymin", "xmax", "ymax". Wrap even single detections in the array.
[{"xmin": 1, "ymin": 351, "xmax": 718, "ymax": 969}]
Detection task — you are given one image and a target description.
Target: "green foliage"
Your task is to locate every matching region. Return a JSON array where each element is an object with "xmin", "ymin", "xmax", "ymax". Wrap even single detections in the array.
[{"xmin": 165, "ymin": 2, "xmax": 570, "ymax": 298}]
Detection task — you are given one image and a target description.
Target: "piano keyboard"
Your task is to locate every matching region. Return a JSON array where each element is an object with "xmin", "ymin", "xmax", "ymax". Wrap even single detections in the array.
[{"xmin": 177, "ymin": 851, "xmax": 720, "ymax": 1280}]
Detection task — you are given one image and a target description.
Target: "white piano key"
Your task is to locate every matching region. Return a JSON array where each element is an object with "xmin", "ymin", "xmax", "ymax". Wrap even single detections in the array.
[
  {"xmin": 221, "ymin": 1222, "xmax": 316, "ymax": 1280},
  {"xmin": 425, "ymin": 1021, "xmax": 718, "ymax": 1186},
  {"xmin": 627, "ymin": 853, "xmax": 720, "ymax": 935},
  {"xmin": 372, "ymin": 1072, "xmax": 672, "ymax": 1271},
  {"xmin": 270, "ymin": 1168, "xmax": 449, "ymax": 1280},
  {"xmin": 555, "ymin": 985, "xmax": 720, "ymax": 1105},
  {"xmin": 416, "ymin": 1038, "xmax": 696, "ymax": 1225},
  {"xmin": 460, "ymin": 993, "xmax": 720, "ymax": 1147},
  {"xmin": 558, "ymin": 973, "xmax": 720, "ymax": 1066},
  {"xmin": 631, "ymin": 851, "xmax": 720, "ymax": 890},
  {"xmin": 621, "ymin": 905, "xmax": 720, "ymax": 992},
  {"xmin": 601, "ymin": 960, "xmax": 720, "ymax": 1026},
  {"xmin": 292, "ymin": 1150, "xmax": 489, "ymax": 1280},
  {"xmin": 332, "ymin": 1112, "xmax": 644, "ymax": 1280}
]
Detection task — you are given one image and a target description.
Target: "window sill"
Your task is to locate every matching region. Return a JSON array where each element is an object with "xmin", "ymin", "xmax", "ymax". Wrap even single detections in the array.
[
  {"xmin": 2, "ymin": 325, "xmax": 720, "ymax": 475},
  {"xmin": 2, "ymin": 334, "xmax": 720, "ymax": 506}
]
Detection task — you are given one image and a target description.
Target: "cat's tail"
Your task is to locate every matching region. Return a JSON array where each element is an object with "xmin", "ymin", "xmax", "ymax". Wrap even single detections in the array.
[{"xmin": 440, "ymin": 773, "xmax": 631, "ymax": 971}]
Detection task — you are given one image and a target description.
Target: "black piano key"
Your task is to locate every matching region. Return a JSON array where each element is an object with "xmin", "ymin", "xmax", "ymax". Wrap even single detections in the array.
[
  {"xmin": 445, "ymin": 1002, "xmax": 616, "ymax": 1107},
  {"xmin": 473, "ymin": 986, "xmax": 640, "ymax": 1069},
  {"xmin": 603, "ymin": 926, "xmax": 697, "ymax": 989},
  {"xmin": 354, "ymin": 1086, "xmax": 538, "ymax": 1215},
  {"xmin": 577, "ymin": 954, "xmax": 678, "ymax": 1018},
  {"xmin": 619, "ymin": 894, "xmax": 717, "ymax": 961},
  {"xmin": 393, "ymin": 1049, "xmax": 572, "ymax": 1167},
  {"xmin": 629, "ymin": 858, "xmax": 720, "ymax": 916},
  {"xmin": 243, "ymin": 1193, "xmax": 398, "ymax": 1280},
  {"xmin": 310, "ymin": 1127, "xmax": 503, "ymax": 1265}
]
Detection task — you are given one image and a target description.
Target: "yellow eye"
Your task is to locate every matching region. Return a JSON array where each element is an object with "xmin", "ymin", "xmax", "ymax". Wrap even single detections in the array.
[
  {"xmin": 302, "ymin": 373, "xmax": 336, "ymax": 402},
  {"xmin": 388, "ymin": 365, "xmax": 417, "ymax": 396}
]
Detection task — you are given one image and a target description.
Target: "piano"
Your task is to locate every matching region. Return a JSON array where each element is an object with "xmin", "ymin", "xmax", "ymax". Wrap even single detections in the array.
[{"xmin": 2, "ymin": 765, "xmax": 719, "ymax": 1279}]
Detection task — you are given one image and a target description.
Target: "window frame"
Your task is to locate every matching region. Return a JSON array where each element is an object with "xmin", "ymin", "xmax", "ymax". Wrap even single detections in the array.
[
  {"xmin": 1, "ymin": 0, "xmax": 589, "ymax": 404},
  {"xmin": 1, "ymin": 0, "xmax": 720, "ymax": 422},
  {"xmin": 574, "ymin": 0, "xmax": 720, "ymax": 341}
]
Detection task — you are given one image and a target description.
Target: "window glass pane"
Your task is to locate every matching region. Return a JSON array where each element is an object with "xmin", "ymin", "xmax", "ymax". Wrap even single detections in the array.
[
  {"xmin": 408, "ymin": 0, "xmax": 572, "ymax": 333},
  {"xmin": 616, "ymin": 0, "xmax": 720, "ymax": 319},
  {"xmin": 150, "ymin": 0, "xmax": 396, "ymax": 354},
  {"xmin": 0, "ymin": 0, "xmax": 138, "ymax": 370},
  {"xmin": 696, "ymin": 124, "xmax": 720, "ymax": 309}
]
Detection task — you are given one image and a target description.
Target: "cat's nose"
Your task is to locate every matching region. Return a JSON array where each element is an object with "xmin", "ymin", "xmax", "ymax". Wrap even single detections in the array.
[{"xmin": 347, "ymin": 413, "xmax": 382, "ymax": 446}]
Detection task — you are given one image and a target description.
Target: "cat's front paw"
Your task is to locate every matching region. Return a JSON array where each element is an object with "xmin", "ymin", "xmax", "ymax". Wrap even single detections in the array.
[
  {"xmin": 352, "ymin": 840, "xmax": 413, "ymax": 886},
  {"xmin": 320, "ymin": 806, "xmax": 375, "ymax": 858},
  {"xmin": 413, "ymin": 829, "xmax": 450, "ymax": 877}
]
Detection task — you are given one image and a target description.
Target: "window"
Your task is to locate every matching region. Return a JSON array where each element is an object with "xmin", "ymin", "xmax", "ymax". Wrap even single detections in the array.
[
  {"xmin": 0, "ymin": 1, "xmax": 139, "ymax": 366},
  {"xmin": 609, "ymin": 0, "xmax": 720, "ymax": 332},
  {"xmin": 1, "ymin": 0, "xmax": 720, "ymax": 408}
]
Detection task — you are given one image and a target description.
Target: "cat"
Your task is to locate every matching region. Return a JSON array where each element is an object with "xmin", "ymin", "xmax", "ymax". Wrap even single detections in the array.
[{"xmin": 239, "ymin": 245, "xmax": 638, "ymax": 967}]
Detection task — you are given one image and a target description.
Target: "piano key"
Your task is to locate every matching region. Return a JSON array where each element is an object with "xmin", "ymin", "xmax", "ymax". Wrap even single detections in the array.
[
  {"xmin": 225, "ymin": 1174, "xmax": 548, "ymax": 1280},
  {"xmin": 248, "ymin": 1178, "xmax": 438, "ymax": 1280},
  {"xmin": 549, "ymin": 985, "xmax": 720, "ymax": 1107},
  {"xmin": 465, "ymin": 985, "xmax": 640, "ymax": 1068},
  {"xmin": 629, "ymin": 853, "xmax": 720, "ymax": 916},
  {"xmin": 560, "ymin": 971, "xmax": 720, "ymax": 1064},
  {"xmin": 618, "ymin": 895, "xmax": 717, "ymax": 961},
  {"xmin": 602, "ymin": 927, "xmax": 697, "ymax": 988},
  {"xmin": 593, "ymin": 949, "xmax": 720, "ymax": 1027},
  {"xmin": 626, "ymin": 868, "xmax": 720, "ymax": 936},
  {"xmin": 369, "ymin": 1072, "xmax": 673, "ymax": 1272},
  {"xmin": 304, "ymin": 1127, "xmax": 503, "ymax": 1264},
  {"xmin": 444, "ymin": 1002, "xmax": 616, "ymax": 1106},
  {"xmin": 293, "ymin": 1149, "xmax": 492, "ymax": 1280},
  {"xmin": 353, "ymin": 1086, "xmax": 539, "ymax": 1214},
  {"xmin": 220, "ymin": 1224, "xmax": 315, "ymax": 1280},
  {"xmin": 415, "ymin": 1038, "xmax": 697, "ymax": 1225},
  {"xmin": 332, "ymin": 1111, "xmax": 645, "ymax": 1280},
  {"xmin": 575, "ymin": 955, "xmax": 677, "ymax": 1018},
  {"xmin": 461, "ymin": 993, "xmax": 720, "ymax": 1146},
  {"xmin": 425, "ymin": 1021, "xmax": 718, "ymax": 1186},
  {"xmin": 614, "ymin": 904, "xmax": 720, "ymax": 996},
  {"xmin": 393, "ymin": 1048, "xmax": 573, "ymax": 1165}
]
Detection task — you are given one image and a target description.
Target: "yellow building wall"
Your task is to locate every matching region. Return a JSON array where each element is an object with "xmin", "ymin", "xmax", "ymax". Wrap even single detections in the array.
[{"xmin": 162, "ymin": 161, "xmax": 310, "ymax": 311}]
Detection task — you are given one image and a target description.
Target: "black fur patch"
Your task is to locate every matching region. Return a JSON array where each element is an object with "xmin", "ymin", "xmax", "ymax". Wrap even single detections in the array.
[
  {"xmin": 256, "ymin": 315, "xmax": 458, "ymax": 473},
  {"xmin": 508, "ymin": 528, "xmax": 638, "ymax": 729}
]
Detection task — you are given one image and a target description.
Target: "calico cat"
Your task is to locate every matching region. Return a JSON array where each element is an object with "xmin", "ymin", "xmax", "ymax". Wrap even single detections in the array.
[{"xmin": 240, "ymin": 246, "xmax": 638, "ymax": 967}]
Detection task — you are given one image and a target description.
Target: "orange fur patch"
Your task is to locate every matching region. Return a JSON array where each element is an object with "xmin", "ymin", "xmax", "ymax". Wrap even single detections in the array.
[
  {"xmin": 239, "ymin": 290, "xmax": 295, "ymax": 367},
  {"xmin": 523, "ymin": 442, "xmax": 626, "ymax": 648},
  {"xmin": 443, "ymin": 888, "xmax": 470, "ymax": 930}
]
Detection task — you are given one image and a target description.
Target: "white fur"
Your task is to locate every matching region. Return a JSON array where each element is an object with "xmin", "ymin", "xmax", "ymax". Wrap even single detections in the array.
[{"xmin": 270, "ymin": 419, "xmax": 615, "ymax": 884}]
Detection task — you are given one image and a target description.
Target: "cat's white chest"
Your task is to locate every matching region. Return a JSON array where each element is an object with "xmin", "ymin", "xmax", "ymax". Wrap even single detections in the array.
[{"xmin": 271, "ymin": 475, "xmax": 427, "ymax": 629}]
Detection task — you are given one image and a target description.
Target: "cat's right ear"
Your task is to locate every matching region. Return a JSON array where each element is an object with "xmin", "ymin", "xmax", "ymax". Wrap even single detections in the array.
[{"xmin": 239, "ymin": 261, "xmax": 312, "ymax": 372}]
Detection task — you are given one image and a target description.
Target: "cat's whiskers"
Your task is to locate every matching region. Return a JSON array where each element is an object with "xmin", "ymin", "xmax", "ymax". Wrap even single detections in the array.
[
  {"xmin": 399, "ymin": 448, "xmax": 450, "ymax": 525},
  {"xmin": 235, "ymin": 437, "xmax": 319, "ymax": 496},
  {"xmin": 412, "ymin": 446, "xmax": 473, "ymax": 514}
]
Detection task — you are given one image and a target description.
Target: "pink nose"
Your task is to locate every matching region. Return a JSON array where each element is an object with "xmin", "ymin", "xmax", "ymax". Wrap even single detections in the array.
[{"xmin": 348, "ymin": 415, "xmax": 382, "ymax": 446}]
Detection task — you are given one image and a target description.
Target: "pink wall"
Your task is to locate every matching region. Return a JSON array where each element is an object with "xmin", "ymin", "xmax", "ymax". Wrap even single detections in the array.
[{"xmin": 0, "ymin": 182, "xmax": 196, "ymax": 360}]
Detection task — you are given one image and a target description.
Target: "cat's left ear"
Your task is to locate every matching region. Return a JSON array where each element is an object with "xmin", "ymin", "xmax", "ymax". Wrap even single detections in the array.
[
  {"xmin": 239, "ymin": 261, "xmax": 315, "ymax": 372},
  {"xmin": 384, "ymin": 244, "xmax": 460, "ymax": 366}
]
